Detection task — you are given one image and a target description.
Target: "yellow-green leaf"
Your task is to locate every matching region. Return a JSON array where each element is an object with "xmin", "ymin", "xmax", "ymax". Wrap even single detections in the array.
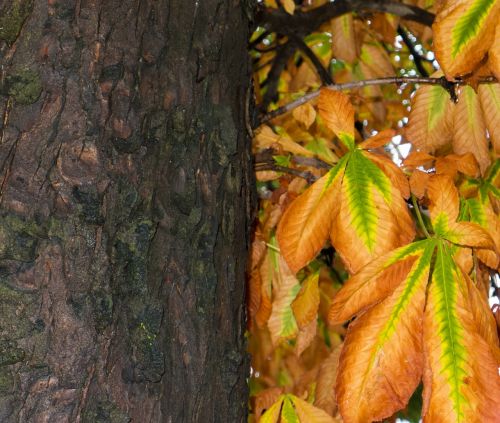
[{"xmin": 433, "ymin": 0, "xmax": 500, "ymax": 78}]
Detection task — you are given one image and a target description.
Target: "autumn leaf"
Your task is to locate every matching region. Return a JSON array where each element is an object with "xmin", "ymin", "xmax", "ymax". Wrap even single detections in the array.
[
  {"xmin": 282, "ymin": 0, "xmax": 295, "ymax": 15},
  {"xmin": 452, "ymin": 85, "xmax": 491, "ymax": 175},
  {"xmin": 293, "ymin": 103, "xmax": 317, "ymax": 129},
  {"xmin": 432, "ymin": 0, "xmax": 500, "ymax": 78},
  {"xmin": 404, "ymin": 80, "xmax": 453, "ymax": 153},
  {"xmin": 318, "ymin": 89, "xmax": 355, "ymax": 149},
  {"xmin": 489, "ymin": 21, "xmax": 500, "ymax": 79},
  {"xmin": 276, "ymin": 156, "xmax": 346, "ymax": 273},
  {"xmin": 360, "ymin": 42, "xmax": 395, "ymax": 78},
  {"xmin": 329, "ymin": 177, "xmax": 500, "ymax": 422},
  {"xmin": 260, "ymin": 394, "xmax": 338, "ymax": 423},
  {"xmin": 268, "ymin": 257, "xmax": 301, "ymax": 346},
  {"xmin": 330, "ymin": 149, "xmax": 415, "ymax": 273},
  {"xmin": 291, "ymin": 272, "xmax": 320, "ymax": 329},
  {"xmin": 422, "ymin": 242, "xmax": 500, "ymax": 422},
  {"xmin": 335, "ymin": 242, "xmax": 432, "ymax": 423},
  {"xmin": 330, "ymin": 14, "xmax": 359, "ymax": 64},
  {"xmin": 478, "ymin": 83, "xmax": 500, "ymax": 154},
  {"xmin": 278, "ymin": 148, "xmax": 414, "ymax": 275},
  {"xmin": 314, "ymin": 345, "xmax": 342, "ymax": 416}
]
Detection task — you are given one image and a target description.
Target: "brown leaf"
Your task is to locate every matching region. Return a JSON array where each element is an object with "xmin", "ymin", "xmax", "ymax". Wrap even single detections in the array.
[
  {"xmin": 293, "ymin": 103, "xmax": 317, "ymax": 129},
  {"xmin": 358, "ymin": 129, "xmax": 396, "ymax": 149},
  {"xmin": 318, "ymin": 89, "xmax": 355, "ymax": 147},
  {"xmin": 314, "ymin": 345, "xmax": 342, "ymax": 416},
  {"xmin": 452, "ymin": 85, "xmax": 491, "ymax": 175},
  {"xmin": 330, "ymin": 13, "xmax": 360, "ymax": 64},
  {"xmin": 404, "ymin": 81, "xmax": 453, "ymax": 153},
  {"xmin": 432, "ymin": 0, "xmax": 500, "ymax": 78},
  {"xmin": 291, "ymin": 273, "xmax": 320, "ymax": 329},
  {"xmin": 277, "ymin": 167, "xmax": 344, "ymax": 273},
  {"xmin": 478, "ymin": 83, "xmax": 500, "ymax": 155},
  {"xmin": 409, "ymin": 169, "xmax": 431, "ymax": 199}
]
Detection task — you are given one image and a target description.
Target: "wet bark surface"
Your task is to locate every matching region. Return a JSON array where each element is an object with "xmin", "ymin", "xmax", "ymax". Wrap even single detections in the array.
[{"xmin": 0, "ymin": 0, "xmax": 253, "ymax": 421}]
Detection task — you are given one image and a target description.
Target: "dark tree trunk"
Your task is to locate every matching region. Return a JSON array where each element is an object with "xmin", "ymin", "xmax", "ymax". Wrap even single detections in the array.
[{"xmin": 0, "ymin": 0, "xmax": 253, "ymax": 421}]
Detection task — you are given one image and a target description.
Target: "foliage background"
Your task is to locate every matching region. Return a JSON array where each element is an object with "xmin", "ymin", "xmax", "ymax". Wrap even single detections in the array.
[{"xmin": 247, "ymin": 1, "xmax": 500, "ymax": 422}]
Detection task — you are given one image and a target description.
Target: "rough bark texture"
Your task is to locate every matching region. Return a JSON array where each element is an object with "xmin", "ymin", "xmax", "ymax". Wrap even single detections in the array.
[{"xmin": 0, "ymin": 0, "xmax": 253, "ymax": 421}]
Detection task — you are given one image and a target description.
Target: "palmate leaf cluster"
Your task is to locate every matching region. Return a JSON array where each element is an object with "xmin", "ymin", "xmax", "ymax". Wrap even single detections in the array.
[{"xmin": 248, "ymin": 1, "xmax": 500, "ymax": 422}]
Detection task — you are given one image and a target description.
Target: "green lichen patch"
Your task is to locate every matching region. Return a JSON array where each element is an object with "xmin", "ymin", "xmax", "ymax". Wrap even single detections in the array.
[
  {"xmin": 0, "ymin": 368, "xmax": 14, "ymax": 395},
  {"xmin": 0, "ymin": 341, "xmax": 25, "ymax": 367},
  {"xmin": 2, "ymin": 68, "xmax": 42, "ymax": 105},
  {"xmin": 82, "ymin": 400, "xmax": 130, "ymax": 423},
  {"xmin": 0, "ymin": 214, "xmax": 39, "ymax": 262},
  {"xmin": 0, "ymin": 0, "xmax": 33, "ymax": 44}
]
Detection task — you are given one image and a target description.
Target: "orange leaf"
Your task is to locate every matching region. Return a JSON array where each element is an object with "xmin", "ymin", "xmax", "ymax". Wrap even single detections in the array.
[
  {"xmin": 422, "ymin": 251, "xmax": 500, "ymax": 422},
  {"xmin": 409, "ymin": 169, "xmax": 431, "ymax": 199},
  {"xmin": 478, "ymin": 83, "xmax": 500, "ymax": 155},
  {"xmin": 277, "ymin": 164, "xmax": 345, "ymax": 273},
  {"xmin": 248, "ymin": 268, "xmax": 262, "ymax": 326},
  {"xmin": 427, "ymin": 174, "xmax": 459, "ymax": 230},
  {"xmin": 314, "ymin": 345, "xmax": 342, "ymax": 416},
  {"xmin": 462, "ymin": 268, "xmax": 500, "ymax": 364},
  {"xmin": 404, "ymin": 81, "xmax": 453, "ymax": 153},
  {"xmin": 330, "ymin": 13, "xmax": 360, "ymax": 64},
  {"xmin": 489, "ymin": 21, "xmax": 500, "ymax": 80},
  {"xmin": 293, "ymin": 103, "xmax": 317, "ymax": 129},
  {"xmin": 366, "ymin": 151, "xmax": 410, "ymax": 199},
  {"xmin": 403, "ymin": 151, "xmax": 435, "ymax": 169},
  {"xmin": 291, "ymin": 272, "xmax": 320, "ymax": 329},
  {"xmin": 294, "ymin": 318, "xmax": 317, "ymax": 356},
  {"xmin": 444, "ymin": 221, "xmax": 495, "ymax": 249},
  {"xmin": 292, "ymin": 395, "xmax": 338, "ymax": 423},
  {"xmin": 330, "ymin": 163, "xmax": 415, "ymax": 274},
  {"xmin": 253, "ymin": 387, "xmax": 283, "ymax": 421},
  {"xmin": 432, "ymin": 0, "xmax": 500, "ymax": 78},
  {"xmin": 360, "ymin": 42, "xmax": 395, "ymax": 78},
  {"xmin": 452, "ymin": 85, "xmax": 491, "ymax": 175},
  {"xmin": 336, "ymin": 248, "xmax": 429, "ymax": 423},
  {"xmin": 318, "ymin": 89, "xmax": 355, "ymax": 148},
  {"xmin": 267, "ymin": 259, "xmax": 300, "ymax": 346},
  {"xmin": 328, "ymin": 243, "xmax": 424, "ymax": 324},
  {"xmin": 358, "ymin": 129, "xmax": 396, "ymax": 149}
]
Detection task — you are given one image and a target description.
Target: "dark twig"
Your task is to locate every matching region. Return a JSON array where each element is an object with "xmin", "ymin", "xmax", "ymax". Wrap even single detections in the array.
[
  {"xmin": 259, "ymin": 76, "xmax": 497, "ymax": 125},
  {"xmin": 255, "ymin": 162, "xmax": 318, "ymax": 183},
  {"xmin": 262, "ymin": 41, "xmax": 297, "ymax": 108},
  {"xmin": 257, "ymin": 0, "xmax": 435, "ymax": 38},
  {"xmin": 292, "ymin": 155, "xmax": 332, "ymax": 170},
  {"xmin": 397, "ymin": 26, "xmax": 430, "ymax": 77},
  {"xmin": 291, "ymin": 35, "xmax": 334, "ymax": 85},
  {"xmin": 249, "ymin": 29, "xmax": 272, "ymax": 49}
]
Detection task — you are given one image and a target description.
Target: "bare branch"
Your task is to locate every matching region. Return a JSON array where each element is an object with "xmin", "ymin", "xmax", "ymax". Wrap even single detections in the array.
[
  {"xmin": 258, "ymin": 76, "xmax": 498, "ymax": 125},
  {"xmin": 397, "ymin": 26, "xmax": 431, "ymax": 77},
  {"xmin": 257, "ymin": 0, "xmax": 435, "ymax": 38},
  {"xmin": 255, "ymin": 162, "xmax": 319, "ymax": 183},
  {"xmin": 292, "ymin": 35, "xmax": 334, "ymax": 85}
]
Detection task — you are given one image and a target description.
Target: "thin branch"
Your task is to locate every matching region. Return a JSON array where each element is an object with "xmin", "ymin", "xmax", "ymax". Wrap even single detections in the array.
[
  {"xmin": 257, "ymin": 0, "xmax": 435, "ymax": 38},
  {"xmin": 397, "ymin": 26, "xmax": 430, "ymax": 77},
  {"xmin": 255, "ymin": 162, "xmax": 318, "ymax": 183},
  {"xmin": 249, "ymin": 29, "xmax": 272, "ymax": 49},
  {"xmin": 258, "ymin": 76, "xmax": 497, "ymax": 125},
  {"xmin": 411, "ymin": 194, "xmax": 431, "ymax": 238},
  {"xmin": 292, "ymin": 155, "xmax": 332, "ymax": 170},
  {"xmin": 291, "ymin": 35, "xmax": 334, "ymax": 85},
  {"xmin": 262, "ymin": 41, "xmax": 297, "ymax": 108}
]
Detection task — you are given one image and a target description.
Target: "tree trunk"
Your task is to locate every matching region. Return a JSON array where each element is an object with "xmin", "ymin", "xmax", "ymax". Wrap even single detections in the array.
[{"xmin": 0, "ymin": 0, "xmax": 253, "ymax": 421}]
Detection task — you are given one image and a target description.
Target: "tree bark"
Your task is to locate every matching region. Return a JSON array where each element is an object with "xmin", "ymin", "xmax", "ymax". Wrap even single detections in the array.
[{"xmin": 0, "ymin": 0, "xmax": 253, "ymax": 421}]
